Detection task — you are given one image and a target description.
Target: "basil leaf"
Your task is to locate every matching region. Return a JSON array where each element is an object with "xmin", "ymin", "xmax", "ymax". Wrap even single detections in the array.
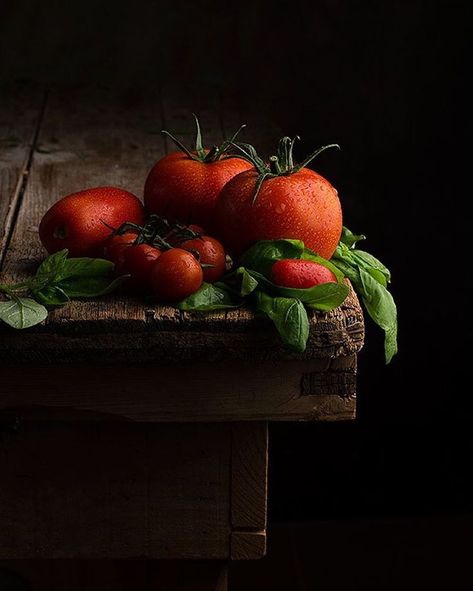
[
  {"xmin": 340, "ymin": 226, "xmax": 366, "ymax": 248},
  {"xmin": 60, "ymin": 257, "xmax": 115, "ymax": 279},
  {"xmin": 34, "ymin": 249, "xmax": 69, "ymax": 285},
  {"xmin": 358, "ymin": 268, "xmax": 398, "ymax": 363},
  {"xmin": 0, "ymin": 297, "xmax": 48, "ymax": 329},
  {"xmin": 178, "ymin": 282, "xmax": 239, "ymax": 311},
  {"xmin": 255, "ymin": 292, "xmax": 309, "ymax": 352},
  {"xmin": 235, "ymin": 267, "xmax": 259, "ymax": 296},
  {"xmin": 33, "ymin": 286, "xmax": 70, "ymax": 306},
  {"xmin": 57, "ymin": 275, "xmax": 127, "ymax": 298},
  {"xmin": 246, "ymin": 270, "xmax": 349, "ymax": 311},
  {"xmin": 238, "ymin": 239, "xmax": 305, "ymax": 275},
  {"xmin": 352, "ymin": 250, "xmax": 391, "ymax": 284}
]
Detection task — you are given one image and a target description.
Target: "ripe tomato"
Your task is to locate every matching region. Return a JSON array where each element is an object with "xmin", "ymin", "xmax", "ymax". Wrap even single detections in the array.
[
  {"xmin": 144, "ymin": 152, "xmax": 252, "ymax": 228},
  {"xmin": 103, "ymin": 232, "xmax": 138, "ymax": 264},
  {"xmin": 117, "ymin": 244, "xmax": 161, "ymax": 292},
  {"xmin": 180, "ymin": 235, "xmax": 226, "ymax": 282},
  {"xmin": 214, "ymin": 168, "xmax": 342, "ymax": 259},
  {"xmin": 166, "ymin": 224, "xmax": 205, "ymax": 246},
  {"xmin": 150, "ymin": 248, "xmax": 203, "ymax": 302},
  {"xmin": 39, "ymin": 187, "xmax": 145, "ymax": 257},
  {"xmin": 271, "ymin": 259, "xmax": 337, "ymax": 288}
]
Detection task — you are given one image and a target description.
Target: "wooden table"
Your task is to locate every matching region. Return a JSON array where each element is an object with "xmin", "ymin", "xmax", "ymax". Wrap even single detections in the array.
[{"xmin": 0, "ymin": 82, "xmax": 364, "ymax": 590}]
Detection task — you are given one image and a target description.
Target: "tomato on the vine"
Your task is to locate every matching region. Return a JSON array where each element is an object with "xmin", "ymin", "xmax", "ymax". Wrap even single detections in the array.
[
  {"xmin": 180, "ymin": 235, "xmax": 226, "ymax": 282},
  {"xmin": 102, "ymin": 232, "xmax": 138, "ymax": 264},
  {"xmin": 144, "ymin": 116, "xmax": 252, "ymax": 228},
  {"xmin": 150, "ymin": 248, "xmax": 203, "ymax": 302},
  {"xmin": 214, "ymin": 139, "xmax": 342, "ymax": 259},
  {"xmin": 117, "ymin": 244, "xmax": 161, "ymax": 292}
]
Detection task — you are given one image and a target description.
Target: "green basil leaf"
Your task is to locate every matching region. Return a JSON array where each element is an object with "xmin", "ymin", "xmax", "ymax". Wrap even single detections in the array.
[
  {"xmin": 255, "ymin": 292, "xmax": 309, "ymax": 352},
  {"xmin": 0, "ymin": 297, "xmax": 48, "ymax": 329},
  {"xmin": 34, "ymin": 249, "xmax": 69, "ymax": 283},
  {"xmin": 235, "ymin": 267, "xmax": 260, "ymax": 296},
  {"xmin": 358, "ymin": 268, "xmax": 398, "ymax": 363},
  {"xmin": 301, "ymin": 248, "xmax": 345, "ymax": 283},
  {"xmin": 352, "ymin": 250, "xmax": 391, "ymax": 284},
  {"xmin": 340, "ymin": 226, "xmax": 366, "ymax": 248},
  {"xmin": 178, "ymin": 282, "xmax": 239, "ymax": 311},
  {"xmin": 60, "ymin": 257, "xmax": 115, "ymax": 279},
  {"xmin": 57, "ymin": 275, "xmax": 127, "ymax": 298},
  {"xmin": 238, "ymin": 239, "xmax": 305, "ymax": 275},
  {"xmin": 33, "ymin": 286, "xmax": 70, "ymax": 306},
  {"xmin": 246, "ymin": 270, "xmax": 349, "ymax": 311}
]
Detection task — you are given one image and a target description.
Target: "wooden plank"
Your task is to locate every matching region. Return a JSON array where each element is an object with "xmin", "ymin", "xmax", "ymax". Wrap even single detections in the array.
[
  {"xmin": 0, "ymin": 560, "xmax": 228, "ymax": 590},
  {"xmin": 231, "ymin": 423, "xmax": 268, "ymax": 530},
  {"xmin": 0, "ymin": 422, "xmax": 230, "ymax": 559},
  {"xmin": 230, "ymin": 532, "xmax": 266, "ymax": 561},
  {"xmin": 0, "ymin": 357, "xmax": 356, "ymax": 422},
  {"xmin": 0, "ymin": 81, "xmax": 45, "ymax": 267},
  {"xmin": 0, "ymin": 283, "xmax": 364, "ymax": 362}
]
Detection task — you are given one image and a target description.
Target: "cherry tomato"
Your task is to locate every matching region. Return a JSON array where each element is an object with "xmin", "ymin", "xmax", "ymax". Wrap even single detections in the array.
[
  {"xmin": 271, "ymin": 259, "xmax": 337, "ymax": 289},
  {"xmin": 180, "ymin": 235, "xmax": 226, "ymax": 282},
  {"xmin": 102, "ymin": 232, "xmax": 138, "ymax": 264},
  {"xmin": 150, "ymin": 248, "xmax": 203, "ymax": 302},
  {"xmin": 117, "ymin": 244, "xmax": 161, "ymax": 292}
]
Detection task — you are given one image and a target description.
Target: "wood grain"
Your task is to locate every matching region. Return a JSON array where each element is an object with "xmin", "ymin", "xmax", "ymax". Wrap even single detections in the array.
[
  {"xmin": 0, "ymin": 81, "xmax": 44, "ymax": 266},
  {"xmin": 230, "ymin": 532, "xmax": 266, "ymax": 561},
  {"xmin": 231, "ymin": 423, "xmax": 268, "ymax": 530},
  {"xmin": 0, "ymin": 357, "xmax": 356, "ymax": 422},
  {"xmin": 0, "ymin": 422, "xmax": 230, "ymax": 560}
]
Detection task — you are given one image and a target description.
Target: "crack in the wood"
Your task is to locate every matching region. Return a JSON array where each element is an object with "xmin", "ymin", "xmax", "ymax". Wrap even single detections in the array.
[{"xmin": 0, "ymin": 89, "xmax": 48, "ymax": 272}]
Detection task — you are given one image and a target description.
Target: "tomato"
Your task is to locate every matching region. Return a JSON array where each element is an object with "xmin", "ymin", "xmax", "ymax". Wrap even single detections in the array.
[
  {"xmin": 144, "ymin": 116, "xmax": 252, "ymax": 228},
  {"xmin": 144, "ymin": 152, "xmax": 252, "ymax": 228},
  {"xmin": 150, "ymin": 248, "xmax": 203, "ymax": 302},
  {"xmin": 213, "ymin": 139, "xmax": 342, "ymax": 259},
  {"xmin": 102, "ymin": 232, "xmax": 138, "ymax": 264},
  {"xmin": 271, "ymin": 259, "xmax": 337, "ymax": 288},
  {"xmin": 117, "ymin": 244, "xmax": 161, "ymax": 292},
  {"xmin": 180, "ymin": 235, "xmax": 226, "ymax": 282},
  {"xmin": 39, "ymin": 187, "xmax": 145, "ymax": 257}
]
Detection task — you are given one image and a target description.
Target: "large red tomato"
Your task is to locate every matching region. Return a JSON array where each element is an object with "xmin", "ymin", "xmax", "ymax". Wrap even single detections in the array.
[
  {"xmin": 144, "ymin": 115, "xmax": 252, "ymax": 227},
  {"xmin": 144, "ymin": 152, "xmax": 252, "ymax": 228},
  {"xmin": 39, "ymin": 187, "xmax": 145, "ymax": 257},
  {"xmin": 213, "ymin": 140, "xmax": 342, "ymax": 259}
]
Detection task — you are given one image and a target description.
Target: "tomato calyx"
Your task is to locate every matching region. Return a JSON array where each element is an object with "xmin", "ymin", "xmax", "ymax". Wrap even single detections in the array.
[
  {"xmin": 161, "ymin": 113, "xmax": 247, "ymax": 163},
  {"xmin": 230, "ymin": 137, "xmax": 340, "ymax": 203}
]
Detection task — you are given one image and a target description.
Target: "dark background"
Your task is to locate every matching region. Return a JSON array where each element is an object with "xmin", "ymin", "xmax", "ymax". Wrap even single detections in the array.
[{"xmin": 1, "ymin": 0, "xmax": 471, "ymax": 526}]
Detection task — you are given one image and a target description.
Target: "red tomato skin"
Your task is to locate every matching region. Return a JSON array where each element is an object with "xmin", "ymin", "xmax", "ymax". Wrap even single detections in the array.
[
  {"xmin": 214, "ymin": 168, "xmax": 342, "ymax": 259},
  {"xmin": 39, "ymin": 187, "xmax": 145, "ymax": 257},
  {"xmin": 144, "ymin": 152, "xmax": 253, "ymax": 228},
  {"xmin": 180, "ymin": 235, "xmax": 226, "ymax": 282},
  {"xmin": 166, "ymin": 224, "xmax": 205, "ymax": 246},
  {"xmin": 149, "ymin": 248, "xmax": 203, "ymax": 302},
  {"xmin": 102, "ymin": 232, "xmax": 138, "ymax": 264},
  {"xmin": 271, "ymin": 259, "xmax": 337, "ymax": 289},
  {"xmin": 117, "ymin": 244, "xmax": 161, "ymax": 291}
]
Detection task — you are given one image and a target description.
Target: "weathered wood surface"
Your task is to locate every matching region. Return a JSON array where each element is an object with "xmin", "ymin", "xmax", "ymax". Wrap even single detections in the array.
[
  {"xmin": 0, "ymin": 356, "xmax": 356, "ymax": 422},
  {"xmin": 0, "ymin": 85, "xmax": 364, "ymax": 364},
  {"xmin": 0, "ymin": 422, "xmax": 230, "ymax": 559},
  {"xmin": 0, "ymin": 560, "xmax": 228, "ymax": 591},
  {"xmin": 0, "ymin": 421, "xmax": 267, "ymax": 562}
]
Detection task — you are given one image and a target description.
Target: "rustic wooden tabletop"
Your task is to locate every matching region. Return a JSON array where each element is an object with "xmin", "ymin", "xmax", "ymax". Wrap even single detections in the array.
[{"xmin": 0, "ymin": 81, "xmax": 364, "ymax": 590}]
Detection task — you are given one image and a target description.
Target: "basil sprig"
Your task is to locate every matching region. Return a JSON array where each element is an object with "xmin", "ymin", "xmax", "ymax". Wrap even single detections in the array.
[
  {"xmin": 331, "ymin": 227, "xmax": 397, "ymax": 363},
  {"xmin": 179, "ymin": 238, "xmax": 350, "ymax": 353},
  {"xmin": 0, "ymin": 249, "xmax": 126, "ymax": 329}
]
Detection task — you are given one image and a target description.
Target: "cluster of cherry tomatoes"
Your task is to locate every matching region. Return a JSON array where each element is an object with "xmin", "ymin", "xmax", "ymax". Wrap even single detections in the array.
[{"xmin": 102, "ymin": 220, "xmax": 226, "ymax": 301}]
